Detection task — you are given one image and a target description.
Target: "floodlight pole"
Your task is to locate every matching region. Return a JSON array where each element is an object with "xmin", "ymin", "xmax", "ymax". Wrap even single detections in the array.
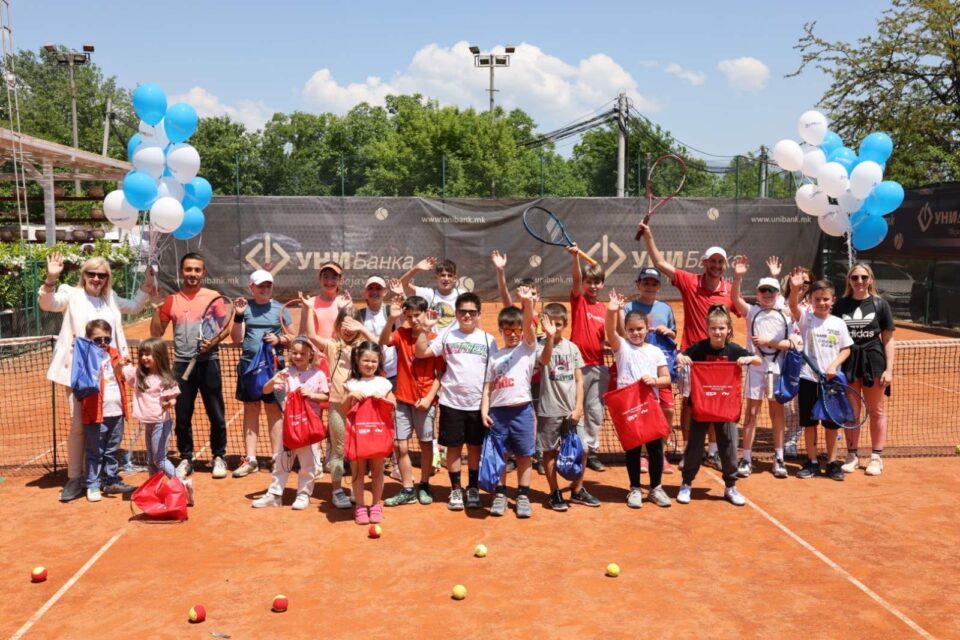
[
  {"xmin": 45, "ymin": 43, "xmax": 94, "ymax": 194},
  {"xmin": 470, "ymin": 44, "xmax": 516, "ymax": 197}
]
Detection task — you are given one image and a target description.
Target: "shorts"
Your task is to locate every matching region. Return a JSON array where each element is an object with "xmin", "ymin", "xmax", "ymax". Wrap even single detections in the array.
[
  {"xmin": 658, "ymin": 385, "xmax": 675, "ymax": 408},
  {"xmin": 395, "ymin": 401, "xmax": 435, "ymax": 442},
  {"xmin": 234, "ymin": 363, "xmax": 278, "ymax": 404},
  {"xmin": 438, "ymin": 405, "xmax": 485, "ymax": 448},
  {"xmin": 490, "ymin": 404, "xmax": 536, "ymax": 457},
  {"xmin": 745, "ymin": 366, "xmax": 780, "ymax": 401},
  {"xmin": 798, "ymin": 378, "xmax": 839, "ymax": 429},
  {"xmin": 536, "ymin": 415, "xmax": 577, "ymax": 452}
]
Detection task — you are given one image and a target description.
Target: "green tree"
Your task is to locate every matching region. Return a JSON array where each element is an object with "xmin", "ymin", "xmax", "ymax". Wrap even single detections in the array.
[
  {"xmin": 791, "ymin": 0, "xmax": 960, "ymax": 186},
  {"xmin": 189, "ymin": 116, "xmax": 262, "ymax": 195}
]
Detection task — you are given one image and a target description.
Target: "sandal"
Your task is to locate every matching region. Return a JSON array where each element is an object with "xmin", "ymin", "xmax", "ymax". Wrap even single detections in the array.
[
  {"xmin": 354, "ymin": 505, "xmax": 370, "ymax": 525},
  {"xmin": 368, "ymin": 503, "xmax": 383, "ymax": 524}
]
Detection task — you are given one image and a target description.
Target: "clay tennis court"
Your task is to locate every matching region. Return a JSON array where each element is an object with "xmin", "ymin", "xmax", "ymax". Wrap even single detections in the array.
[{"xmin": 1, "ymin": 302, "xmax": 958, "ymax": 638}]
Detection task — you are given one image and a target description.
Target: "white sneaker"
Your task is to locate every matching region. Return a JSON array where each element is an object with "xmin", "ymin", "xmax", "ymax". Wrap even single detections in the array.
[
  {"xmin": 784, "ymin": 442, "xmax": 798, "ymax": 458},
  {"xmin": 292, "ymin": 494, "xmax": 310, "ymax": 510},
  {"xmin": 232, "ymin": 458, "xmax": 259, "ymax": 478},
  {"xmin": 677, "ymin": 484, "xmax": 692, "ymax": 504},
  {"xmin": 865, "ymin": 454, "xmax": 883, "ymax": 476},
  {"xmin": 772, "ymin": 457, "xmax": 788, "ymax": 479},
  {"xmin": 724, "ymin": 486, "xmax": 746, "ymax": 506},
  {"xmin": 183, "ymin": 478, "xmax": 195, "ymax": 507},
  {"xmin": 176, "ymin": 458, "xmax": 193, "ymax": 480},
  {"xmin": 252, "ymin": 492, "xmax": 282, "ymax": 508},
  {"xmin": 626, "ymin": 488, "xmax": 644, "ymax": 509},
  {"xmin": 86, "ymin": 488, "xmax": 102, "ymax": 502},
  {"xmin": 736, "ymin": 458, "xmax": 753, "ymax": 478},
  {"xmin": 841, "ymin": 452, "xmax": 860, "ymax": 474},
  {"xmin": 212, "ymin": 456, "xmax": 228, "ymax": 479}
]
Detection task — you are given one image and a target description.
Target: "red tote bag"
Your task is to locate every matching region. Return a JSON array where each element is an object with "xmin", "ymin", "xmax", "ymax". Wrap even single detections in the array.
[
  {"xmin": 131, "ymin": 472, "xmax": 189, "ymax": 521},
  {"xmin": 689, "ymin": 361, "xmax": 743, "ymax": 422},
  {"xmin": 345, "ymin": 397, "xmax": 395, "ymax": 461},
  {"xmin": 602, "ymin": 382, "xmax": 670, "ymax": 451},
  {"xmin": 283, "ymin": 388, "xmax": 328, "ymax": 450}
]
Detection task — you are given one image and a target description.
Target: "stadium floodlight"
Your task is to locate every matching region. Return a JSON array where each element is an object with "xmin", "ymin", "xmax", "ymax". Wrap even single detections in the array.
[
  {"xmin": 47, "ymin": 43, "xmax": 95, "ymax": 192},
  {"xmin": 468, "ymin": 44, "xmax": 515, "ymax": 114}
]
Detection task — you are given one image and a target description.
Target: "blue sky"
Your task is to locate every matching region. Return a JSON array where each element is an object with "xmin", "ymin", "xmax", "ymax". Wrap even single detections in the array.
[{"xmin": 13, "ymin": 0, "xmax": 891, "ymax": 162}]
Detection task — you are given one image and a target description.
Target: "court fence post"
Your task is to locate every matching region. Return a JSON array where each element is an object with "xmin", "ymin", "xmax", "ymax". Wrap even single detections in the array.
[{"xmin": 50, "ymin": 336, "xmax": 58, "ymax": 474}]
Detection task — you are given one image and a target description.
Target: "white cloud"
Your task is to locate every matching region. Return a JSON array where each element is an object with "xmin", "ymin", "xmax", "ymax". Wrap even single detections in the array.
[
  {"xmin": 664, "ymin": 63, "xmax": 706, "ymax": 86},
  {"xmin": 169, "ymin": 87, "xmax": 276, "ymax": 133},
  {"xmin": 300, "ymin": 41, "xmax": 660, "ymax": 130},
  {"xmin": 717, "ymin": 57, "xmax": 770, "ymax": 92}
]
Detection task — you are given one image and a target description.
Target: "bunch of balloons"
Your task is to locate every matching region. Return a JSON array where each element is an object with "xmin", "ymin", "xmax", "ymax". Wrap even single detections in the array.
[
  {"xmin": 102, "ymin": 83, "xmax": 212, "ymax": 241},
  {"xmin": 772, "ymin": 110, "xmax": 903, "ymax": 251}
]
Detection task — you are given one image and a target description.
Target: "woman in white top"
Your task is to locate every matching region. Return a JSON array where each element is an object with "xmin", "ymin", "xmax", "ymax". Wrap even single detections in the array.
[{"xmin": 39, "ymin": 252, "xmax": 156, "ymax": 502}]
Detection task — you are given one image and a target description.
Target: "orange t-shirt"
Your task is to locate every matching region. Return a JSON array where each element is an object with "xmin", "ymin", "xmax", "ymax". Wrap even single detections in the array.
[{"xmin": 391, "ymin": 326, "xmax": 442, "ymax": 406}]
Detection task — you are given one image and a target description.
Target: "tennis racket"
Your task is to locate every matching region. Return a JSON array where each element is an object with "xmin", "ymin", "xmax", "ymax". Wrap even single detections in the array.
[
  {"xmin": 751, "ymin": 308, "xmax": 789, "ymax": 399},
  {"xmin": 181, "ymin": 295, "xmax": 234, "ymax": 381},
  {"xmin": 799, "ymin": 351, "xmax": 867, "ymax": 429},
  {"xmin": 280, "ymin": 298, "xmax": 303, "ymax": 338},
  {"xmin": 522, "ymin": 205, "xmax": 598, "ymax": 266},
  {"xmin": 635, "ymin": 154, "xmax": 688, "ymax": 240}
]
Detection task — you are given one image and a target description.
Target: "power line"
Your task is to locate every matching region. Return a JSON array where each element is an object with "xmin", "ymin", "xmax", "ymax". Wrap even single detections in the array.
[{"xmin": 627, "ymin": 104, "xmax": 739, "ymax": 159}]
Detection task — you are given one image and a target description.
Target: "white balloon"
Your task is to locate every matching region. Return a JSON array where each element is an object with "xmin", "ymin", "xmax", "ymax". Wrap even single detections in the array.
[
  {"xmin": 138, "ymin": 120, "xmax": 169, "ymax": 148},
  {"xmin": 103, "ymin": 189, "xmax": 139, "ymax": 230},
  {"xmin": 157, "ymin": 176, "xmax": 185, "ymax": 201},
  {"xmin": 801, "ymin": 148, "xmax": 827, "ymax": 178},
  {"xmin": 166, "ymin": 143, "xmax": 201, "ymax": 183},
  {"xmin": 837, "ymin": 190, "xmax": 864, "ymax": 216},
  {"xmin": 797, "ymin": 110, "xmax": 829, "ymax": 145},
  {"xmin": 772, "ymin": 139, "xmax": 804, "ymax": 172},
  {"xmin": 818, "ymin": 207, "xmax": 852, "ymax": 237},
  {"xmin": 132, "ymin": 144, "xmax": 166, "ymax": 180},
  {"xmin": 149, "ymin": 196, "xmax": 185, "ymax": 233},
  {"xmin": 795, "ymin": 184, "xmax": 830, "ymax": 217},
  {"xmin": 818, "ymin": 162, "xmax": 849, "ymax": 199},
  {"xmin": 849, "ymin": 160, "xmax": 884, "ymax": 199}
]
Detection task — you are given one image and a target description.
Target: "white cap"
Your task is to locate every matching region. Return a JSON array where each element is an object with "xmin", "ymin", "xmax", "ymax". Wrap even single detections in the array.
[
  {"xmin": 703, "ymin": 246, "xmax": 727, "ymax": 260},
  {"xmin": 249, "ymin": 269, "xmax": 273, "ymax": 285},
  {"xmin": 757, "ymin": 277, "xmax": 781, "ymax": 291},
  {"xmin": 364, "ymin": 276, "xmax": 387, "ymax": 289}
]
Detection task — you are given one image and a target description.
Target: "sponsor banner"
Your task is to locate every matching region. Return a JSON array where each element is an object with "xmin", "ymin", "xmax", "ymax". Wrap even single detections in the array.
[
  {"xmin": 160, "ymin": 196, "xmax": 820, "ymax": 301},
  {"xmin": 869, "ymin": 185, "xmax": 960, "ymax": 258}
]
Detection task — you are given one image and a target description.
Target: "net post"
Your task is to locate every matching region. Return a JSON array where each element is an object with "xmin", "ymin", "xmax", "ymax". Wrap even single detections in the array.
[{"xmin": 50, "ymin": 336, "xmax": 58, "ymax": 474}]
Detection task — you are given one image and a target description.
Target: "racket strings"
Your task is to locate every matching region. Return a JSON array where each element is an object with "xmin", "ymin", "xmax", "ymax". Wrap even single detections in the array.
[{"xmin": 752, "ymin": 312, "xmax": 788, "ymax": 356}]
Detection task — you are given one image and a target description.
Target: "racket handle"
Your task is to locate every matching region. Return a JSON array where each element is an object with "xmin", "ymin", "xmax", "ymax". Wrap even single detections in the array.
[
  {"xmin": 577, "ymin": 249, "xmax": 598, "ymax": 266},
  {"xmin": 181, "ymin": 358, "xmax": 197, "ymax": 381},
  {"xmin": 767, "ymin": 373, "xmax": 774, "ymax": 400}
]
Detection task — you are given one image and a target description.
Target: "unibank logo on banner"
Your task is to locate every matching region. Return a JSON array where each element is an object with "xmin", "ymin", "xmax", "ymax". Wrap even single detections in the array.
[
  {"xmin": 916, "ymin": 201, "xmax": 959, "ymax": 234},
  {"xmin": 245, "ymin": 233, "xmax": 415, "ymax": 275}
]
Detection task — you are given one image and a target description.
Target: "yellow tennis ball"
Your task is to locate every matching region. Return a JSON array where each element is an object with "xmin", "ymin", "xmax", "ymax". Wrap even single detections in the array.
[
  {"xmin": 606, "ymin": 563, "xmax": 620, "ymax": 577},
  {"xmin": 474, "ymin": 544, "xmax": 487, "ymax": 558},
  {"xmin": 451, "ymin": 584, "xmax": 467, "ymax": 600}
]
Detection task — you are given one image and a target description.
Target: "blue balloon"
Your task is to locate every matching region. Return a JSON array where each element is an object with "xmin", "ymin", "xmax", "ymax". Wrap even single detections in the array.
[
  {"xmin": 850, "ymin": 209, "xmax": 870, "ymax": 230},
  {"xmin": 122, "ymin": 171, "xmax": 158, "ymax": 211},
  {"xmin": 871, "ymin": 180, "xmax": 905, "ymax": 215},
  {"xmin": 819, "ymin": 131, "xmax": 843, "ymax": 156},
  {"xmin": 183, "ymin": 177, "xmax": 213, "ymax": 210},
  {"xmin": 851, "ymin": 214, "xmax": 888, "ymax": 251},
  {"xmin": 132, "ymin": 84, "xmax": 167, "ymax": 126},
  {"xmin": 858, "ymin": 132, "xmax": 894, "ymax": 164},
  {"xmin": 827, "ymin": 146, "xmax": 858, "ymax": 172},
  {"xmin": 164, "ymin": 103, "xmax": 199, "ymax": 144},
  {"xmin": 126, "ymin": 133, "xmax": 142, "ymax": 161},
  {"xmin": 172, "ymin": 206, "xmax": 205, "ymax": 240}
]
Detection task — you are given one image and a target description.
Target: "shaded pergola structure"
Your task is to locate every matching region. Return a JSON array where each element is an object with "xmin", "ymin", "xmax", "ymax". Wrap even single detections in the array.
[{"xmin": 0, "ymin": 126, "xmax": 131, "ymax": 245}]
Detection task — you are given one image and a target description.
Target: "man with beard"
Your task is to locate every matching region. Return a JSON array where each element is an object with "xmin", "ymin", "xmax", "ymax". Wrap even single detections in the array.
[
  {"xmin": 151, "ymin": 253, "xmax": 232, "ymax": 479},
  {"xmin": 637, "ymin": 224, "xmax": 740, "ymax": 468}
]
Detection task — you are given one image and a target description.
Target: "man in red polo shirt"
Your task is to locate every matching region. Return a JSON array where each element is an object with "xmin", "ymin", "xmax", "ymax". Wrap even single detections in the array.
[{"xmin": 638, "ymin": 223, "xmax": 740, "ymax": 469}]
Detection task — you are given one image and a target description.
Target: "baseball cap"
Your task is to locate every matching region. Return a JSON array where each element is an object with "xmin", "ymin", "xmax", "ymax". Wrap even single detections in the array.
[
  {"xmin": 318, "ymin": 260, "xmax": 343, "ymax": 275},
  {"xmin": 703, "ymin": 246, "xmax": 728, "ymax": 260},
  {"xmin": 364, "ymin": 276, "xmax": 387, "ymax": 289},
  {"xmin": 636, "ymin": 267, "xmax": 661, "ymax": 282},
  {"xmin": 757, "ymin": 277, "xmax": 781, "ymax": 291},
  {"xmin": 249, "ymin": 269, "xmax": 273, "ymax": 285}
]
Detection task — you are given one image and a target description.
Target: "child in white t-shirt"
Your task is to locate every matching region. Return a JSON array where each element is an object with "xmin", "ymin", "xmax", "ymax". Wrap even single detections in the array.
[{"xmin": 401, "ymin": 256, "xmax": 463, "ymax": 333}]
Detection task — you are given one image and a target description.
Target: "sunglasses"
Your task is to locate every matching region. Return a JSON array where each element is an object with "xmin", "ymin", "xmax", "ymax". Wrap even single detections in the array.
[
  {"xmin": 850, "ymin": 275, "xmax": 870, "ymax": 282},
  {"xmin": 456, "ymin": 309, "xmax": 479, "ymax": 317},
  {"xmin": 802, "ymin": 281, "xmax": 812, "ymax": 286},
  {"xmin": 757, "ymin": 287, "xmax": 778, "ymax": 294},
  {"xmin": 85, "ymin": 272, "xmax": 109, "ymax": 280},
  {"xmin": 92, "ymin": 336, "xmax": 112, "ymax": 346},
  {"xmin": 502, "ymin": 327, "xmax": 523, "ymax": 337}
]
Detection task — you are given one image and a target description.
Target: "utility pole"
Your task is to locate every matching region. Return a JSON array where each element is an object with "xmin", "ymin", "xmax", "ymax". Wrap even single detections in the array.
[
  {"xmin": 469, "ymin": 44, "xmax": 516, "ymax": 198},
  {"xmin": 101, "ymin": 95, "xmax": 111, "ymax": 156},
  {"xmin": 616, "ymin": 92, "xmax": 626, "ymax": 198},
  {"xmin": 758, "ymin": 145, "xmax": 768, "ymax": 198}
]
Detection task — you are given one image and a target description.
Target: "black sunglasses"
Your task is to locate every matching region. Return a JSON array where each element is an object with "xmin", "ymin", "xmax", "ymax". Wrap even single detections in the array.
[
  {"xmin": 92, "ymin": 336, "xmax": 112, "ymax": 346},
  {"xmin": 850, "ymin": 275, "xmax": 870, "ymax": 282},
  {"xmin": 85, "ymin": 271, "xmax": 109, "ymax": 280},
  {"xmin": 456, "ymin": 308, "xmax": 479, "ymax": 317},
  {"xmin": 757, "ymin": 287, "xmax": 778, "ymax": 294}
]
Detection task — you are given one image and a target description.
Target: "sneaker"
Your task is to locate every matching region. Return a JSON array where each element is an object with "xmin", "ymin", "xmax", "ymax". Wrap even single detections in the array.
[
  {"xmin": 349, "ymin": 488, "xmax": 357, "ymax": 504},
  {"xmin": 724, "ymin": 486, "xmax": 746, "ymax": 506},
  {"xmin": 59, "ymin": 478, "xmax": 84, "ymax": 502},
  {"xmin": 465, "ymin": 487, "xmax": 482, "ymax": 509},
  {"xmin": 705, "ymin": 452, "xmax": 722, "ymax": 470},
  {"xmin": 384, "ymin": 488, "xmax": 417, "ymax": 507},
  {"xmin": 534, "ymin": 458, "xmax": 546, "ymax": 475},
  {"xmin": 184, "ymin": 479, "xmax": 195, "ymax": 506},
  {"xmin": 232, "ymin": 459, "xmax": 259, "ymax": 478},
  {"xmin": 569, "ymin": 487, "xmax": 601, "ymax": 507},
  {"xmin": 841, "ymin": 452, "xmax": 860, "ymax": 474},
  {"xmin": 865, "ymin": 454, "xmax": 883, "ymax": 476},
  {"xmin": 662, "ymin": 455, "xmax": 674, "ymax": 474},
  {"xmin": 252, "ymin": 492, "xmax": 282, "ymax": 508},
  {"xmin": 515, "ymin": 494, "xmax": 532, "ymax": 519},
  {"xmin": 678, "ymin": 456, "xmax": 685, "ymax": 471},
  {"xmin": 102, "ymin": 481, "xmax": 136, "ymax": 495},
  {"xmin": 369, "ymin": 503, "xmax": 383, "ymax": 524},
  {"xmin": 826, "ymin": 460, "xmax": 845, "ymax": 482},
  {"xmin": 331, "ymin": 489, "xmax": 352, "ymax": 510},
  {"xmin": 648, "ymin": 485, "xmax": 672, "ymax": 508},
  {"xmin": 586, "ymin": 453, "xmax": 606, "ymax": 472},
  {"xmin": 772, "ymin": 457, "xmax": 788, "ymax": 479},
  {"xmin": 292, "ymin": 494, "xmax": 310, "ymax": 510},
  {"xmin": 737, "ymin": 458, "xmax": 753, "ymax": 478},
  {"xmin": 677, "ymin": 484, "xmax": 692, "ymax": 504},
  {"xmin": 784, "ymin": 442, "xmax": 799, "ymax": 459},
  {"xmin": 86, "ymin": 488, "xmax": 102, "ymax": 502},
  {"xmin": 417, "ymin": 484, "xmax": 434, "ymax": 505},
  {"xmin": 797, "ymin": 459, "xmax": 821, "ymax": 479},
  {"xmin": 548, "ymin": 490, "xmax": 569, "ymax": 512},
  {"xmin": 640, "ymin": 455, "xmax": 649, "ymax": 473},
  {"xmin": 176, "ymin": 458, "xmax": 193, "ymax": 479},
  {"xmin": 354, "ymin": 506, "xmax": 370, "ymax": 525},
  {"xmin": 626, "ymin": 487, "xmax": 644, "ymax": 509},
  {"xmin": 447, "ymin": 488, "xmax": 464, "ymax": 511},
  {"xmin": 211, "ymin": 456, "xmax": 228, "ymax": 479},
  {"xmin": 490, "ymin": 492, "xmax": 508, "ymax": 516},
  {"xmin": 505, "ymin": 458, "xmax": 517, "ymax": 473}
]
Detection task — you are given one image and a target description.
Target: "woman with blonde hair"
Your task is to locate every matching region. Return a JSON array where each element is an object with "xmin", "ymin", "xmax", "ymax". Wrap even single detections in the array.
[
  {"xmin": 39, "ymin": 252, "xmax": 158, "ymax": 501},
  {"xmin": 832, "ymin": 262, "xmax": 895, "ymax": 476}
]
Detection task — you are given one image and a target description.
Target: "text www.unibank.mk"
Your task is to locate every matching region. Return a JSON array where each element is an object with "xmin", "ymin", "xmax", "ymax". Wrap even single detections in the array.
[
  {"xmin": 420, "ymin": 216, "xmax": 487, "ymax": 224},
  {"xmin": 750, "ymin": 216, "xmax": 812, "ymax": 224}
]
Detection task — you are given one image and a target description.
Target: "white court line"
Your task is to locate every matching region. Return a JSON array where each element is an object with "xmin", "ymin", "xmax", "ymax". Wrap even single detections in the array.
[
  {"xmin": 12, "ymin": 441, "xmax": 67, "ymax": 475},
  {"xmin": 192, "ymin": 408, "xmax": 243, "ymax": 461},
  {"xmin": 706, "ymin": 472, "xmax": 936, "ymax": 639},
  {"xmin": 9, "ymin": 528, "xmax": 125, "ymax": 640}
]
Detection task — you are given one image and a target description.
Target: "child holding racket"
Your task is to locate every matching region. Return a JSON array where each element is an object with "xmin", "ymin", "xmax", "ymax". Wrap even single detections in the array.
[
  {"xmin": 254, "ymin": 337, "xmax": 328, "ymax": 510},
  {"xmin": 787, "ymin": 275, "xmax": 853, "ymax": 481},
  {"xmin": 605, "ymin": 291, "xmax": 673, "ymax": 509},
  {"xmin": 675, "ymin": 306, "xmax": 759, "ymax": 506},
  {"xmin": 400, "ymin": 257, "xmax": 463, "ymax": 333},
  {"xmin": 780, "ymin": 264, "xmax": 815, "ymax": 458}
]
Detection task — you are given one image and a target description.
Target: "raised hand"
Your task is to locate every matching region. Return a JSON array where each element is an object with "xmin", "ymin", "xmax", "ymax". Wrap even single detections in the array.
[
  {"xmin": 607, "ymin": 289, "xmax": 626, "ymax": 311},
  {"xmin": 335, "ymin": 290, "xmax": 352, "ymax": 308},
  {"xmin": 388, "ymin": 277, "xmax": 404, "ymax": 299},
  {"xmin": 419, "ymin": 309, "xmax": 439, "ymax": 329},
  {"xmin": 788, "ymin": 267, "xmax": 806, "ymax": 290},
  {"xmin": 46, "ymin": 252, "xmax": 64, "ymax": 280},
  {"xmin": 415, "ymin": 256, "xmax": 437, "ymax": 272},
  {"xmin": 341, "ymin": 316, "xmax": 365, "ymax": 334},
  {"xmin": 143, "ymin": 264, "xmax": 157, "ymax": 290},
  {"xmin": 541, "ymin": 315, "xmax": 557, "ymax": 339},
  {"xmin": 564, "ymin": 243, "xmax": 580, "ymax": 257},
  {"xmin": 387, "ymin": 300, "xmax": 403, "ymax": 320},
  {"xmin": 766, "ymin": 256, "xmax": 782, "ymax": 278},
  {"xmin": 491, "ymin": 250, "xmax": 507, "ymax": 270},
  {"xmin": 516, "ymin": 285, "xmax": 535, "ymax": 303},
  {"xmin": 732, "ymin": 255, "xmax": 749, "ymax": 277},
  {"xmin": 234, "ymin": 297, "xmax": 248, "ymax": 314}
]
